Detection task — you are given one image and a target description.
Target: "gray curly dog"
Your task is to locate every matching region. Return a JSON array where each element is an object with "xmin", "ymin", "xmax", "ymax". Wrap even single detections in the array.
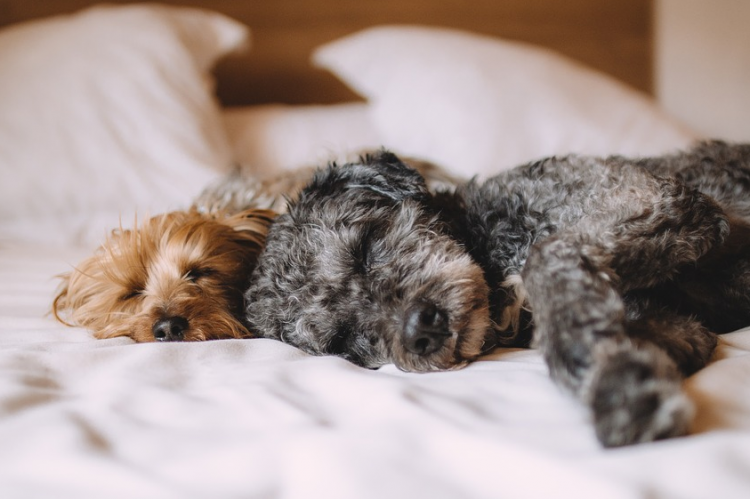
[{"xmin": 245, "ymin": 141, "xmax": 750, "ymax": 447}]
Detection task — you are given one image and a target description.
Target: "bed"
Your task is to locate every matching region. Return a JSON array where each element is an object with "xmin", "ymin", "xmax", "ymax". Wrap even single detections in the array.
[{"xmin": 2, "ymin": 1, "xmax": 750, "ymax": 497}]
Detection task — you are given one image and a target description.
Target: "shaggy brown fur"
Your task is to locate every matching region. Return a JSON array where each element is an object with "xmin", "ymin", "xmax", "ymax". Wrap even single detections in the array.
[{"xmin": 53, "ymin": 208, "xmax": 274, "ymax": 342}]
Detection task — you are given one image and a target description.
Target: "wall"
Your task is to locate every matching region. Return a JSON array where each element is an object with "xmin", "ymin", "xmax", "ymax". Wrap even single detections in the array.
[{"xmin": 656, "ymin": 0, "xmax": 750, "ymax": 140}]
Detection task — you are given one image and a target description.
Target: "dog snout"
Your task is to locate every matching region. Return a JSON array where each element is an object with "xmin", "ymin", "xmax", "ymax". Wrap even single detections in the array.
[
  {"xmin": 152, "ymin": 316, "xmax": 189, "ymax": 342},
  {"xmin": 403, "ymin": 302, "xmax": 451, "ymax": 356}
]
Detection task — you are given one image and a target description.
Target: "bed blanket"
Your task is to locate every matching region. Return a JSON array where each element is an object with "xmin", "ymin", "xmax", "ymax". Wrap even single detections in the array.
[{"xmin": 2, "ymin": 242, "xmax": 750, "ymax": 498}]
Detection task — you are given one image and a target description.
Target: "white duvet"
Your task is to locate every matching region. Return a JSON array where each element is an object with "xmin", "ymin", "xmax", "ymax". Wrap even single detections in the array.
[{"xmin": 2, "ymin": 242, "xmax": 750, "ymax": 498}]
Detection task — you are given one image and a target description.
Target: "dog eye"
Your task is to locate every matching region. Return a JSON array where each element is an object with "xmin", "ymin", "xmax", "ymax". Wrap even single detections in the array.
[
  {"xmin": 353, "ymin": 227, "xmax": 378, "ymax": 274},
  {"xmin": 327, "ymin": 322, "xmax": 352, "ymax": 355},
  {"xmin": 185, "ymin": 267, "xmax": 216, "ymax": 282},
  {"xmin": 120, "ymin": 290, "xmax": 142, "ymax": 301},
  {"xmin": 356, "ymin": 240, "xmax": 370, "ymax": 273}
]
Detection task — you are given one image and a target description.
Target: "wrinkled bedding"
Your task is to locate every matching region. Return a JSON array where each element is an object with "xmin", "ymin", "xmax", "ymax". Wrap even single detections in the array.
[{"xmin": 2, "ymin": 242, "xmax": 749, "ymax": 498}]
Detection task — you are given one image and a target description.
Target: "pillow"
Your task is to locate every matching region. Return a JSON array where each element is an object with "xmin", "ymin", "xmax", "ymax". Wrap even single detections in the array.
[
  {"xmin": 0, "ymin": 4, "xmax": 248, "ymax": 245},
  {"xmin": 222, "ymin": 103, "xmax": 382, "ymax": 177},
  {"xmin": 313, "ymin": 26, "xmax": 699, "ymax": 179}
]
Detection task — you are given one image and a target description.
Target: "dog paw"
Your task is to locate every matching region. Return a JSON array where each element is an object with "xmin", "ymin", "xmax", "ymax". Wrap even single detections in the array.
[{"xmin": 590, "ymin": 346, "xmax": 694, "ymax": 447}]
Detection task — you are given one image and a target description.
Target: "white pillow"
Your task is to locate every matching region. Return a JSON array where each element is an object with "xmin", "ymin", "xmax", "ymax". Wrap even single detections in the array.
[
  {"xmin": 313, "ymin": 26, "xmax": 699, "ymax": 179},
  {"xmin": 0, "ymin": 4, "xmax": 248, "ymax": 245},
  {"xmin": 222, "ymin": 103, "xmax": 382, "ymax": 177}
]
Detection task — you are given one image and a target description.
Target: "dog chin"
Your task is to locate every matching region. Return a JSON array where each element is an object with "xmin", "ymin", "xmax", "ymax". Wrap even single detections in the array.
[
  {"xmin": 393, "ymin": 358, "xmax": 471, "ymax": 373},
  {"xmin": 389, "ymin": 345, "xmax": 471, "ymax": 373}
]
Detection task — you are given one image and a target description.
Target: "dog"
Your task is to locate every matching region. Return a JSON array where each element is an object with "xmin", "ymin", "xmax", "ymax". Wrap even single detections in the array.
[
  {"xmin": 52, "ymin": 207, "xmax": 276, "ymax": 342},
  {"xmin": 244, "ymin": 141, "xmax": 750, "ymax": 447},
  {"xmin": 53, "ymin": 158, "xmax": 461, "ymax": 343},
  {"xmin": 50, "ymin": 163, "xmax": 310, "ymax": 342}
]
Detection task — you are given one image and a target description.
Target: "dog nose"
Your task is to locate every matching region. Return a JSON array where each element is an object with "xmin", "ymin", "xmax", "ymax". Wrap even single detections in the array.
[
  {"xmin": 152, "ymin": 316, "xmax": 189, "ymax": 342},
  {"xmin": 403, "ymin": 303, "xmax": 451, "ymax": 355}
]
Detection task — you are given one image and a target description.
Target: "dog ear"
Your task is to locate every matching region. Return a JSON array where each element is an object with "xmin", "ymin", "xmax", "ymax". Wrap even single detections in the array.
[
  {"xmin": 360, "ymin": 149, "xmax": 429, "ymax": 199},
  {"xmin": 303, "ymin": 149, "xmax": 430, "ymax": 205},
  {"xmin": 354, "ymin": 149, "xmax": 430, "ymax": 202},
  {"xmin": 218, "ymin": 208, "xmax": 277, "ymax": 247}
]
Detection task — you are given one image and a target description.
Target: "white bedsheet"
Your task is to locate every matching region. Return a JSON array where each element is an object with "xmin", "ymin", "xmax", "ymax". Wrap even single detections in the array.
[{"xmin": 1, "ymin": 242, "xmax": 750, "ymax": 498}]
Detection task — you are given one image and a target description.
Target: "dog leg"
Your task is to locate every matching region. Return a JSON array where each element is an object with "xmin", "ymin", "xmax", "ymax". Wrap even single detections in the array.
[
  {"xmin": 604, "ymin": 180, "xmax": 729, "ymax": 291},
  {"xmin": 522, "ymin": 233, "xmax": 699, "ymax": 446},
  {"xmin": 590, "ymin": 301, "xmax": 720, "ymax": 445},
  {"xmin": 658, "ymin": 217, "xmax": 750, "ymax": 333},
  {"xmin": 625, "ymin": 302, "xmax": 718, "ymax": 376},
  {"xmin": 520, "ymin": 182, "xmax": 733, "ymax": 447}
]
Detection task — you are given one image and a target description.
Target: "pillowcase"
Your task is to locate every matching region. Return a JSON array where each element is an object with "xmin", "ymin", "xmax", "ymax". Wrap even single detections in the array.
[
  {"xmin": 222, "ymin": 102, "xmax": 382, "ymax": 177},
  {"xmin": 0, "ymin": 4, "xmax": 248, "ymax": 245},
  {"xmin": 313, "ymin": 26, "xmax": 699, "ymax": 179}
]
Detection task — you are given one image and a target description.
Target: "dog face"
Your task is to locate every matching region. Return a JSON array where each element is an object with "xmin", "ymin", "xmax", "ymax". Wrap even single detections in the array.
[
  {"xmin": 53, "ymin": 209, "xmax": 275, "ymax": 342},
  {"xmin": 245, "ymin": 152, "xmax": 491, "ymax": 372}
]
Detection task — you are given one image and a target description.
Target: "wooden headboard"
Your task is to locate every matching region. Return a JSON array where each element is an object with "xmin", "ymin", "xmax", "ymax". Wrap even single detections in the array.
[{"xmin": 0, "ymin": 0, "xmax": 654, "ymax": 106}]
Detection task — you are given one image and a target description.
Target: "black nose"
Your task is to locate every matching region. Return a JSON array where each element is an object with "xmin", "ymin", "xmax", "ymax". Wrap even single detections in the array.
[
  {"xmin": 403, "ymin": 303, "xmax": 451, "ymax": 356},
  {"xmin": 152, "ymin": 316, "xmax": 189, "ymax": 342}
]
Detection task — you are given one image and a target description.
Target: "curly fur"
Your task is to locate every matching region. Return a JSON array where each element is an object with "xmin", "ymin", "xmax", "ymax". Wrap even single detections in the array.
[
  {"xmin": 245, "ymin": 141, "xmax": 750, "ymax": 447},
  {"xmin": 53, "ymin": 157, "xmax": 461, "ymax": 343},
  {"xmin": 246, "ymin": 155, "xmax": 488, "ymax": 370}
]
